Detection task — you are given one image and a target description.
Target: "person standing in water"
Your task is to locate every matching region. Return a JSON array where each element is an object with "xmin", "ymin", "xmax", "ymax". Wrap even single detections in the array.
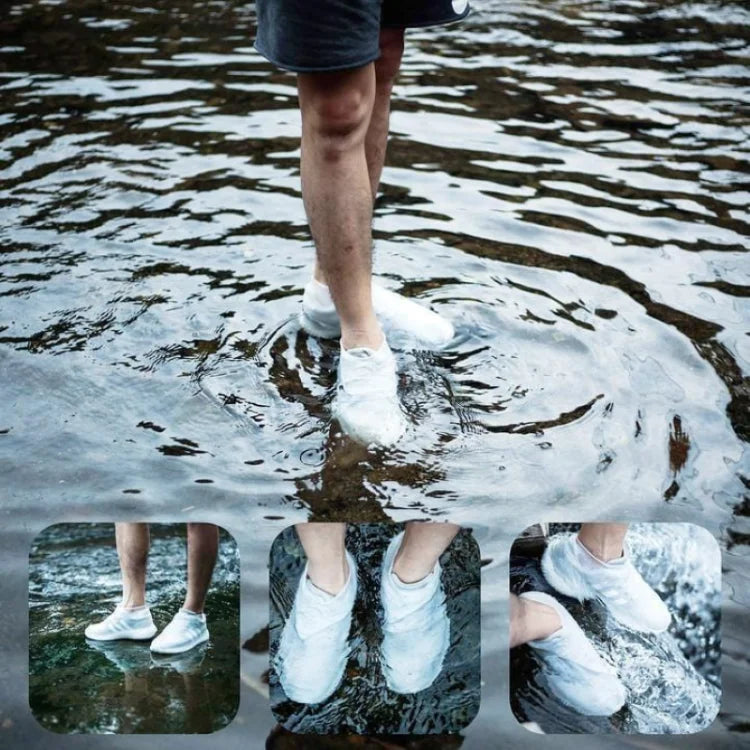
[
  {"xmin": 254, "ymin": 1, "xmax": 469, "ymax": 446},
  {"xmin": 85, "ymin": 523, "xmax": 218, "ymax": 654}
]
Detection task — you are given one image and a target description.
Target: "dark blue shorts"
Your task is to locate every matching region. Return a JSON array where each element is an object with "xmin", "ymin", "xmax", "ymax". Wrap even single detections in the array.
[{"xmin": 254, "ymin": 0, "xmax": 470, "ymax": 73}]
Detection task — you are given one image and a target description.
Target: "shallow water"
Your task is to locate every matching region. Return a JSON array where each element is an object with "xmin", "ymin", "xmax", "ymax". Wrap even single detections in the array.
[
  {"xmin": 27, "ymin": 523, "xmax": 240, "ymax": 734},
  {"xmin": 0, "ymin": 0, "xmax": 748, "ymax": 747},
  {"xmin": 269, "ymin": 525, "xmax": 480, "ymax": 734},
  {"xmin": 510, "ymin": 523, "xmax": 721, "ymax": 734}
]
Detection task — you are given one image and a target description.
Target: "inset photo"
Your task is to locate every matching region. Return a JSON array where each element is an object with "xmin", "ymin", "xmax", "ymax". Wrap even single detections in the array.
[
  {"xmin": 509, "ymin": 522, "xmax": 721, "ymax": 734},
  {"xmin": 29, "ymin": 523, "xmax": 239, "ymax": 734},
  {"xmin": 269, "ymin": 522, "xmax": 480, "ymax": 735}
]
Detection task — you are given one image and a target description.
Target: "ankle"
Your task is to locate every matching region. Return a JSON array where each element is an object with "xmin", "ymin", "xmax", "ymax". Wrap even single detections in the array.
[
  {"xmin": 392, "ymin": 550, "xmax": 435, "ymax": 584},
  {"xmin": 307, "ymin": 554, "xmax": 350, "ymax": 596},
  {"xmin": 341, "ymin": 324, "xmax": 383, "ymax": 351},
  {"xmin": 121, "ymin": 596, "xmax": 146, "ymax": 610},
  {"xmin": 576, "ymin": 534, "xmax": 624, "ymax": 564},
  {"xmin": 313, "ymin": 265, "xmax": 327, "ymax": 285}
]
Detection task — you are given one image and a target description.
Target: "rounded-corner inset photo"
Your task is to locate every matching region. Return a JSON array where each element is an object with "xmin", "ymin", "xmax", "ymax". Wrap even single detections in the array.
[
  {"xmin": 268, "ymin": 521, "xmax": 481, "ymax": 736},
  {"xmin": 509, "ymin": 521, "xmax": 721, "ymax": 734},
  {"xmin": 28, "ymin": 522, "xmax": 240, "ymax": 734}
]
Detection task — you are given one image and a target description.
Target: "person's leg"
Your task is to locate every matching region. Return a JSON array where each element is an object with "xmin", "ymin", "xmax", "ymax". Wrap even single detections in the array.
[
  {"xmin": 310, "ymin": 28, "xmax": 404, "ymax": 285},
  {"xmin": 115, "ymin": 522, "xmax": 150, "ymax": 608},
  {"xmin": 183, "ymin": 523, "xmax": 219, "ymax": 613},
  {"xmin": 365, "ymin": 27, "xmax": 405, "ymax": 198},
  {"xmin": 577, "ymin": 523, "xmax": 628, "ymax": 562},
  {"xmin": 299, "ymin": 66, "xmax": 381, "ymax": 351},
  {"xmin": 295, "ymin": 522, "xmax": 349, "ymax": 595},
  {"xmin": 509, "ymin": 592, "xmax": 561, "ymax": 648},
  {"xmin": 86, "ymin": 524, "xmax": 157, "ymax": 641},
  {"xmin": 150, "ymin": 524, "xmax": 217, "ymax": 654},
  {"xmin": 393, "ymin": 521, "xmax": 460, "ymax": 583}
]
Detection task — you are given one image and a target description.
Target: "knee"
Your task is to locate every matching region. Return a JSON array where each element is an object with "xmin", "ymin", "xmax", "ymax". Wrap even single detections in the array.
[
  {"xmin": 375, "ymin": 29, "xmax": 405, "ymax": 87},
  {"xmin": 302, "ymin": 81, "xmax": 373, "ymax": 156}
]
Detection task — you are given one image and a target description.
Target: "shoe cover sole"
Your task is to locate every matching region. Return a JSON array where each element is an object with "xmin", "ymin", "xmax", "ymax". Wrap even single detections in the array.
[
  {"xmin": 149, "ymin": 631, "xmax": 209, "ymax": 654},
  {"xmin": 85, "ymin": 625, "xmax": 158, "ymax": 641}
]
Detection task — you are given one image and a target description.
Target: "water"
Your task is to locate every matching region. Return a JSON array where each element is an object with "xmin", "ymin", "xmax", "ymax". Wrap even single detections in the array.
[
  {"xmin": 0, "ymin": 0, "xmax": 748, "ymax": 746},
  {"xmin": 510, "ymin": 523, "xmax": 722, "ymax": 734},
  {"xmin": 27, "ymin": 523, "xmax": 240, "ymax": 734},
  {"xmin": 269, "ymin": 524, "xmax": 480, "ymax": 735}
]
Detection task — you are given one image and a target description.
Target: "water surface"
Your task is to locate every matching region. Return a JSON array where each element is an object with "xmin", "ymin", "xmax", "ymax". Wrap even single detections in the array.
[{"xmin": 1, "ymin": 0, "xmax": 748, "ymax": 747}]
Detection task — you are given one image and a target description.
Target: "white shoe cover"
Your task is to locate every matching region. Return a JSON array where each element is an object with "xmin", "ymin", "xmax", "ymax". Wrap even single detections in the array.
[
  {"xmin": 541, "ymin": 532, "xmax": 671, "ymax": 633},
  {"xmin": 521, "ymin": 591, "xmax": 626, "ymax": 716},
  {"xmin": 332, "ymin": 340, "xmax": 406, "ymax": 447},
  {"xmin": 380, "ymin": 531, "xmax": 450, "ymax": 694},
  {"xmin": 149, "ymin": 609, "xmax": 209, "ymax": 654},
  {"xmin": 84, "ymin": 604, "xmax": 157, "ymax": 641},
  {"xmin": 300, "ymin": 278, "xmax": 454, "ymax": 349},
  {"xmin": 275, "ymin": 551, "xmax": 357, "ymax": 705}
]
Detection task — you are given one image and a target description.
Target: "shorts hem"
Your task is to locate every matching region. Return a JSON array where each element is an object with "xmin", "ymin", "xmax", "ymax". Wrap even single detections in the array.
[
  {"xmin": 381, "ymin": 9, "xmax": 471, "ymax": 30},
  {"xmin": 254, "ymin": 41, "xmax": 380, "ymax": 74}
]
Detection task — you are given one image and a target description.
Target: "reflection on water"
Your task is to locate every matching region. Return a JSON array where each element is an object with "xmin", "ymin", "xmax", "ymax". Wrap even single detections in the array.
[
  {"xmin": 269, "ymin": 524, "xmax": 480, "ymax": 734},
  {"xmin": 510, "ymin": 523, "xmax": 721, "ymax": 734},
  {"xmin": 28, "ymin": 524, "xmax": 239, "ymax": 734},
  {"xmin": 0, "ymin": 0, "xmax": 748, "ymax": 745}
]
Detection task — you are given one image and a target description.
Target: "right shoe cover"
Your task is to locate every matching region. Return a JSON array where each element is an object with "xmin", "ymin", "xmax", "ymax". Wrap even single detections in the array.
[
  {"xmin": 274, "ymin": 551, "xmax": 357, "ymax": 705},
  {"xmin": 541, "ymin": 532, "xmax": 671, "ymax": 633},
  {"xmin": 380, "ymin": 531, "xmax": 450, "ymax": 694},
  {"xmin": 150, "ymin": 609, "xmax": 210, "ymax": 655},
  {"xmin": 521, "ymin": 591, "xmax": 626, "ymax": 716},
  {"xmin": 332, "ymin": 339, "xmax": 406, "ymax": 447},
  {"xmin": 84, "ymin": 603, "xmax": 158, "ymax": 641}
]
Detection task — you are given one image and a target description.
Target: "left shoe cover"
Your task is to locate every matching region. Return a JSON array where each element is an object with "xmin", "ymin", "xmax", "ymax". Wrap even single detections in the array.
[
  {"xmin": 521, "ymin": 590, "xmax": 627, "ymax": 716},
  {"xmin": 149, "ymin": 609, "xmax": 210, "ymax": 654},
  {"xmin": 300, "ymin": 278, "xmax": 455, "ymax": 350},
  {"xmin": 380, "ymin": 530, "xmax": 450, "ymax": 694}
]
